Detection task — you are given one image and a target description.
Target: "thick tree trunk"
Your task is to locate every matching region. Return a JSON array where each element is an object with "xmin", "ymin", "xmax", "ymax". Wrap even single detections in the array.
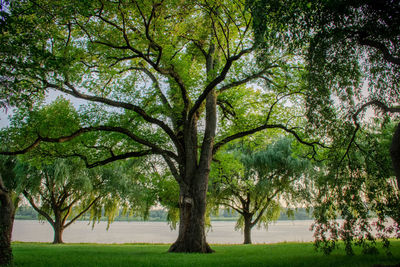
[
  {"xmin": 52, "ymin": 212, "xmax": 64, "ymax": 244},
  {"xmin": 169, "ymin": 44, "xmax": 217, "ymax": 253},
  {"xmin": 168, "ymin": 178, "xmax": 214, "ymax": 253},
  {"xmin": 391, "ymin": 122, "xmax": 400, "ymax": 189},
  {"xmin": 243, "ymin": 214, "xmax": 253, "ymax": 244},
  {"xmin": 52, "ymin": 224, "xmax": 64, "ymax": 244},
  {"xmin": 0, "ymin": 181, "xmax": 15, "ymax": 266}
]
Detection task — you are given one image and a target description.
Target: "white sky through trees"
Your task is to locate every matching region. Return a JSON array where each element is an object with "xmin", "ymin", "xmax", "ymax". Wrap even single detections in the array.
[{"xmin": 0, "ymin": 90, "xmax": 87, "ymax": 128}]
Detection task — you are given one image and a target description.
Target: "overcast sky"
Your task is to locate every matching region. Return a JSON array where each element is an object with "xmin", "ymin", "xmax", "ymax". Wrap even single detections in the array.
[{"xmin": 0, "ymin": 109, "xmax": 11, "ymax": 128}]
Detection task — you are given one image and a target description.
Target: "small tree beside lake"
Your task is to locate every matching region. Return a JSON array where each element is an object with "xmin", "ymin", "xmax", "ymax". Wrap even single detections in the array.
[
  {"xmin": 15, "ymin": 158, "xmax": 109, "ymax": 244},
  {"xmin": 210, "ymin": 138, "xmax": 311, "ymax": 244}
]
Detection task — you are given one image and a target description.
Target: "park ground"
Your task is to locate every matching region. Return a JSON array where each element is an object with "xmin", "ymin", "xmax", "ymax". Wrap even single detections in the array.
[{"xmin": 11, "ymin": 240, "xmax": 400, "ymax": 267}]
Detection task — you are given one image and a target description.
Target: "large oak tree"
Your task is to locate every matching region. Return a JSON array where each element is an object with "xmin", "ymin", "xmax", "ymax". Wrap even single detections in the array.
[{"xmin": 0, "ymin": 0, "xmax": 320, "ymax": 253}]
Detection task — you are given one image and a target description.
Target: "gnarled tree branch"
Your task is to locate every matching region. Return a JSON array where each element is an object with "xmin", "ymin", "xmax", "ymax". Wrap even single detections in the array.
[
  {"xmin": 23, "ymin": 190, "xmax": 55, "ymax": 227},
  {"xmin": 0, "ymin": 125, "xmax": 178, "ymax": 160},
  {"xmin": 340, "ymin": 99, "xmax": 400, "ymax": 165},
  {"xmin": 217, "ymin": 66, "xmax": 277, "ymax": 94}
]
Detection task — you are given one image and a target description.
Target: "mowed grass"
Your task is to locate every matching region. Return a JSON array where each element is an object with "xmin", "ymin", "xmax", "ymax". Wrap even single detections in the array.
[{"xmin": 12, "ymin": 241, "xmax": 400, "ymax": 267}]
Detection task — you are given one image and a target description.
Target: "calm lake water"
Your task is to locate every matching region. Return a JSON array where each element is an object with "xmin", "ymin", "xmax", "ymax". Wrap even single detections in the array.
[{"xmin": 12, "ymin": 220, "xmax": 314, "ymax": 244}]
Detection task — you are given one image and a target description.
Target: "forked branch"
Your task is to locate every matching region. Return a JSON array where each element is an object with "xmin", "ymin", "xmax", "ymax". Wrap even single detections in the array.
[
  {"xmin": 213, "ymin": 123, "xmax": 327, "ymax": 155},
  {"xmin": 359, "ymin": 37, "xmax": 400, "ymax": 66},
  {"xmin": 189, "ymin": 47, "xmax": 254, "ymax": 120}
]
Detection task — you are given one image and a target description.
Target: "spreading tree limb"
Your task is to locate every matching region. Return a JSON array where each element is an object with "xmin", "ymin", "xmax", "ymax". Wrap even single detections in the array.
[{"xmin": 0, "ymin": 125, "xmax": 178, "ymax": 161}]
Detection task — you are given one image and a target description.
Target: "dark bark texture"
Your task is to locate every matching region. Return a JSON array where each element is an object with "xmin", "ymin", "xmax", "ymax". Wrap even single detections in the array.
[
  {"xmin": 168, "ymin": 182, "xmax": 213, "ymax": 253},
  {"xmin": 168, "ymin": 124, "xmax": 215, "ymax": 253},
  {"xmin": 0, "ymin": 177, "xmax": 14, "ymax": 266},
  {"xmin": 52, "ymin": 226, "xmax": 64, "ymax": 244},
  {"xmin": 52, "ymin": 213, "xmax": 64, "ymax": 244},
  {"xmin": 168, "ymin": 84, "xmax": 217, "ymax": 253},
  {"xmin": 243, "ymin": 214, "xmax": 253, "ymax": 244}
]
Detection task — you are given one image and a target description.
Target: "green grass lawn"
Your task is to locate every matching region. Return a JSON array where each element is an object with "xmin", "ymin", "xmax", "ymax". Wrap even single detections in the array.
[{"xmin": 11, "ymin": 241, "xmax": 400, "ymax": 267}]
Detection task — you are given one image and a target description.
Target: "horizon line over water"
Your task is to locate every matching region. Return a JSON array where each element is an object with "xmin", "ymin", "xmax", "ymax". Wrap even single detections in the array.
[{"xmin": 12, "ymin": 220, "xmax": 314, "ymax": 244}]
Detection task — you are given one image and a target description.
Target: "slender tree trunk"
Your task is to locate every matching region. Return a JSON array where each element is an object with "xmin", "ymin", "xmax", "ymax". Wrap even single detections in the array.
[
  {"xmin": 391, "ymin": 122, "xmax": 400, "ymax": 189},
  {"xmin": 243, "ymin": 214, "xmax": 253, "ymax": 244},
  {"xmin": 0, "ymin": 178, "xmax": 15, "ymax": 266}
]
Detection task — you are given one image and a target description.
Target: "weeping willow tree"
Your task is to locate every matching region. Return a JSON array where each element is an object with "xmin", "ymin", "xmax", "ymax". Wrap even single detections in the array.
[
  {"xmin": 210, "ymin": 138, "xmax": 311, "ymax": 244},
  {"xmin": 250, "ymin": 0, "xmax": 400, "ymax": 179},
  {"xmin": 311, "ymin": 120, "xmax": 400, "ymax": 255},
  {"xmin": 14, "ymin": 154, "xmax": 161, "ymax": 244},
  {"xmin": 14, "ymin": 158, "xmax": 115, "ymax": 244}
]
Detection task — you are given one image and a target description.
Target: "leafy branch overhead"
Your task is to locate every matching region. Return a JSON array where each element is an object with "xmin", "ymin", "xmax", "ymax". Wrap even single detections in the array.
[{"xmin": 0, "ymin": 0, "xmax": 323, "ymax": 167}]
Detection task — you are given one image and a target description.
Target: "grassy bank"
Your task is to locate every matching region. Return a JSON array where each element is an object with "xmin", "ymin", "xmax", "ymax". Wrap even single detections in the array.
[{"xmin": 11, "ymin": 241, "xmax": 400, "ymax": 267}]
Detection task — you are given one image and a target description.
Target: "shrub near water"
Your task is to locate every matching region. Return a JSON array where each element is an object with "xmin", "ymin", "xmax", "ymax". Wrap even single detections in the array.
[{"xmin": 12, "ymin": 241, "xmax": 400, "ymax": 267}]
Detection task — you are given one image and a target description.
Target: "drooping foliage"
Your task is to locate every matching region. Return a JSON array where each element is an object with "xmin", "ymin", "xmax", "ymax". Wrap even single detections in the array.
[
  {"xmin": 3, "ymin": 98, "xmax": 158, "ymax": 242},
  {"xmin": 250, "ymin": 0, "xmax": 400, "ymax": 254},
  {"xmin": 210, "ymin": 138, "xmax": 311, "ymax": 244},
  {"xmin": 108, "ymin": 157, "xmax": 171, "ymax": 225},
  {"xmin": 312, "ymin": 121, "xmax": 400, "ymax": 255},
  {"xmin": 14, "ymin": 157, "xmax": 112, "ymax": 243},
  {"xmin": 250, "ymin": 0, "xmax": 400, "ymax": 116}
]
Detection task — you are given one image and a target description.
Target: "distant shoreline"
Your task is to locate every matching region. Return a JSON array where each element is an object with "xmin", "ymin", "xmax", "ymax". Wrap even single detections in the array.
[
  {"xmin": 14, "ymin": 207, "xmax": 314, "ymax": 222},
  {"xmin": 14, "ymin": 217, "xmax": 314, "ymax": 222},
  {"xmin": 12, "ymin": 220, "xmax": 315, "ymax": 244}
]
